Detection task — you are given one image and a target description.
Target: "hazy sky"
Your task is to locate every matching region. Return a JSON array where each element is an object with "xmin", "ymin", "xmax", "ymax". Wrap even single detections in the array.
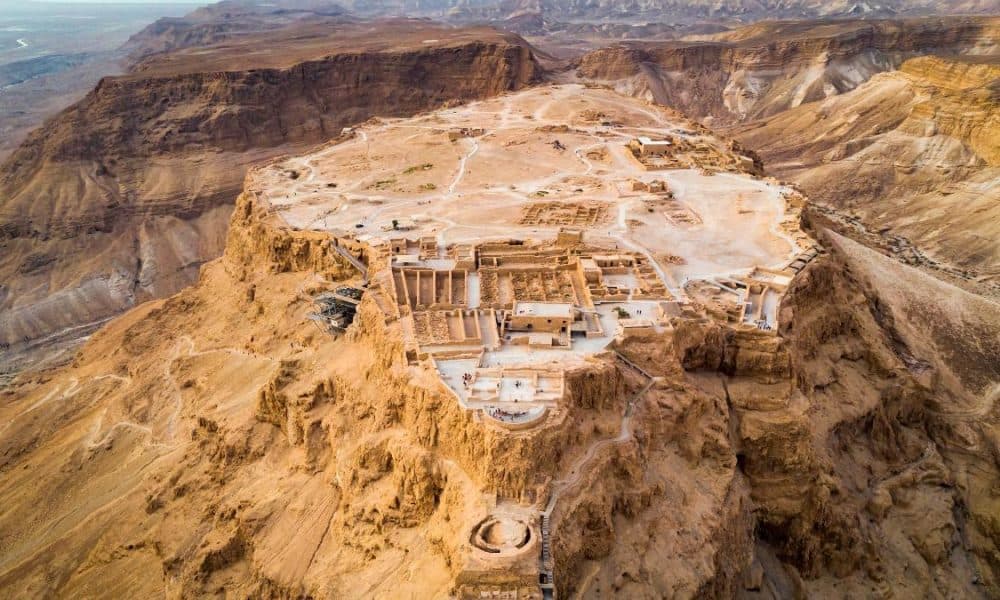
[{"xmin": 0, "ymin": 0, "xmax": 207, "ymax": 4}]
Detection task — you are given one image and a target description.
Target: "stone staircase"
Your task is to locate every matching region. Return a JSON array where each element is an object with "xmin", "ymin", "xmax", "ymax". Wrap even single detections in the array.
[{"xmin": 539, "ymin": 514, "xmax": 555, "ymax": 598}]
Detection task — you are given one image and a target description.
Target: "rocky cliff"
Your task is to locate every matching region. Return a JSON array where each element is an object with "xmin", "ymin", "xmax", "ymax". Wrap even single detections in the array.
[
  {"xmin": 734, "ymin": 54, "xmax": 1000, "ymax": 294},
  {"xmin": 0, "ymin": 100, "xmax": 997, "ymax": 598},
  {"xmin": 580, "ymin": 227, "xmax": 1000, "ymax": 598},
  {"xmin": 0, "ymin": 163, "xmax": 638, "ymax": 597},
  {"xmin": 0, "ymin": 21, "xmax": 539, "ymax": 370},
  {"xmin": 574, "ymin": 17, "xmax": 1000, "ymax": 125},
  {"xmin": 759, "ymin": 229, "xmax": 1000, "ymax": 597}
]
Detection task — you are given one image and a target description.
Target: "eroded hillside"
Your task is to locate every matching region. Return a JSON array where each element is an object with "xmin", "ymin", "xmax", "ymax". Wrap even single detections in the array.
[
  {"xmin": 1, "ymin": 85, "xmax": 997, "ymax": 600},
  {"xmin": 735, "ymin": 55, "xmax": 1000, "ymax": 295},
  {"xmin": 341, "ymin": 0, "xmax": 1000, "ymax": 22},
  {"xmin": 0, "ymin": 20, "xmax": 539, "ymax": 373},
  {"xmin": 574, "ymin": 17, "xmax": 999, "ymax": 126}
]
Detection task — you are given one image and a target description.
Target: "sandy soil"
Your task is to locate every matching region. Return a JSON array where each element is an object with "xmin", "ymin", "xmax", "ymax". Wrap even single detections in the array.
[{"xmin": 261, "ymin": 84, "xmax": 802, "ymax": 297}]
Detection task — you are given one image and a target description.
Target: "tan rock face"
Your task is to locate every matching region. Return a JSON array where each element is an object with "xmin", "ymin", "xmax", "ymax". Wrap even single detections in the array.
[
  {"xmin": 1, "ymin": 75, "xmax": 998, "ymax": 600},
  {"xmin": 735, "ymin": 53, "xmax": 1000, "ymax": 295},
  {"xmin": 587, "ymin": 227, "xmax": 1000, "ymax": 597},
  {"xmin": 0, "ymin": 21, "xmax": 539, "ymax": 364},
  {"xmin": 753, "ymin": 231, "xmax": 999, "ymax": 596},
  {"xmin": 575, "ymin": 17, "xmax": 1000, "ymax": 125}
]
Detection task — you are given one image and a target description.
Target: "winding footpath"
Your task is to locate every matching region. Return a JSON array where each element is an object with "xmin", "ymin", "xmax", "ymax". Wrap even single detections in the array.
[{"xmin": 539, "ymin": 356, "xmax": 660, "ymax": 597}]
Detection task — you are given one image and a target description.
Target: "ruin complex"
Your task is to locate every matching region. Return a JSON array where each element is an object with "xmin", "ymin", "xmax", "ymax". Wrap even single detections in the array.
[{"xmin": 252, "ymin": 84, "xmax": 817, "ymax": 597}]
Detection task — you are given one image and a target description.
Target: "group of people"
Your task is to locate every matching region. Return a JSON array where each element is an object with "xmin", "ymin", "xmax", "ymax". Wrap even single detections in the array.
[
  {"xmin": 488, "ymin": 407, "xmax": 527, "ymax": 422},
  {"xmin": 461, "ymin": 373, "xmax": 545, "ymax": 402}
]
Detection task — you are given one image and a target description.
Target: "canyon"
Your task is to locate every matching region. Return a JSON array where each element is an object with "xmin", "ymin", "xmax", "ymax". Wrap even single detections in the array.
[
  {"xmin": 573, "ymin": 17, "xmax": 1000, "ymax": 126},
  {"xmin": 736, "ymin": 54, "xmax": 1000, "ymax": 295}
]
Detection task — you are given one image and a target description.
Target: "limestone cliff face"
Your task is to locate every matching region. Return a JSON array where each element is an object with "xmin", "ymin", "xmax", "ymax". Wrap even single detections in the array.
[
  {"xmin": 575, "ymin": 17, "xmax": 1000, "ymax": 125},
  {"xmin": 0, "ymin": 27, "xmax": 539, "ymax": 363},
  {"xmin": 734, "ymin": 53, "xmax": 1000, "ymax": 291},
  {"xmin": 548, "ymin": 375, "xmax": 755, "ymax": 598},
  {"xmin": 225, "ymin": 191, "xmax": 358, "ymax": 280},
  {"xmin": 671, "ymin": 319, "xmax": 790, "ymax": 381},
  {"xmin": 568, "ymin": 229, "xmax": 1000, "ymax": 597},
  {"xmin": 5, "ymin": 43, "xmax": 538, "ymax": 193},
  {"xmin": 731, "ymin": 233, "xmax": 998, "ymax": 596},
  {"xmin": 896, "ymin": 56, "xmax": 1000, "ymax": 167}
]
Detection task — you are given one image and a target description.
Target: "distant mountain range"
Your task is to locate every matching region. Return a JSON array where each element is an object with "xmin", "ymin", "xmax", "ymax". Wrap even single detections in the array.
[{"xmin": 334, "ymin": 0, "xmax": 1000, "ymax": 22}]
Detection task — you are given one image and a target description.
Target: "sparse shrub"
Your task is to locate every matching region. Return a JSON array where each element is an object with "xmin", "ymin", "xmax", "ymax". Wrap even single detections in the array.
[{"xmin": 403, "ymin": 163, "xmax": 434, "ymax": 175}]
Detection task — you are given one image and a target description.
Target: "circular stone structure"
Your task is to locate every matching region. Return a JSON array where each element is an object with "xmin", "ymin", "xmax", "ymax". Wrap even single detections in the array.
[
  {"xmin": 469, "ymin": 515, "xmax": 535, "ymax": 556},
  {"xmin": 483, "ymin": 405, "xmax": 547, "ymax": 430}
]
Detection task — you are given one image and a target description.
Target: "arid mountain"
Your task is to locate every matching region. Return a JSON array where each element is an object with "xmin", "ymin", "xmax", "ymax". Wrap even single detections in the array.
[
  {"xmin": 122, "ymin": 0, "xmax": 352, "ymax": 60},
  {"xmin": 0, "ymin": 21, "xmax": 538, "ymax": 371},
  {"xmin": 735, "ymin": 55, "xmax": 1000, "ymax": 295},
  {"xmin": 574, "ymin": 17, "xmax": 1000, "ymax": 126},
  {"xmin": 1, "ymin": 5, "xmax": 999, "ymax": 600},
  {"xmin": 338, "ymin": 0, "xmax": 1000, "ymax": 21},
  {"xmin": 0, "ymin": 92, "xmax": 997, "ymax": 597}
]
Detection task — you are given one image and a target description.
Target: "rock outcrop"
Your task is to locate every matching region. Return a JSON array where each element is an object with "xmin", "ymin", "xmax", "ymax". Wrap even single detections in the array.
[
  {"xmin": 0, "ymin": 157, "xmax": 643, "ymax": 596},
  {"xmin": 0, "ymin": 79, "xmax": 998, "ymax": 599},
  {"xmin": 550, "ymin": 224, "xmax": 1000, "ymax": 598}
]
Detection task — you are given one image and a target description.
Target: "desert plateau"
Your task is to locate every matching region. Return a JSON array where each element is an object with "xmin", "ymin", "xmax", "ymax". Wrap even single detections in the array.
[{"xmin": 0, "ymin": 1, "xmax": 998, "ymax": 599}]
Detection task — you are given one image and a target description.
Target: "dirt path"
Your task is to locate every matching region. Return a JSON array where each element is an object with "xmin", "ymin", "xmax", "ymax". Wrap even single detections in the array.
[
  {"xmin": 160, "ymin": 335, "xmax": 276, "ymax": 442},
  {"xmin": 544, "ymin": 375, "xmax": 657, "ymax": 516},
  {"xmin": 537, "ymin": 369, "xmax": 658, "ymax": 598},
  {"xmin": 447, "ymin": 136, "xmax": 480, "ymax": 196}
]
